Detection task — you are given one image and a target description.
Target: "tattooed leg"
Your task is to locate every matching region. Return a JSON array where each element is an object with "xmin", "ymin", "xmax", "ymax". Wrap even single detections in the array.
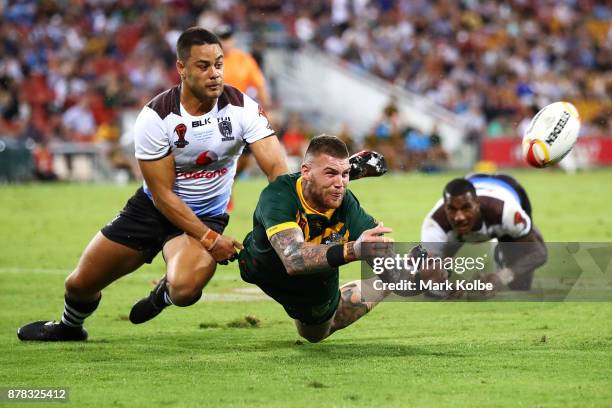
[{"xmin": 330, "ymin": 279, "xmax": 390, "ymax": 334}]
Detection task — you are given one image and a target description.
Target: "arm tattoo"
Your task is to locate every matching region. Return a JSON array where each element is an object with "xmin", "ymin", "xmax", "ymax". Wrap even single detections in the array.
[{"xmin": 269, "ymin": 228, "xmax": 334, "ymax": 275}]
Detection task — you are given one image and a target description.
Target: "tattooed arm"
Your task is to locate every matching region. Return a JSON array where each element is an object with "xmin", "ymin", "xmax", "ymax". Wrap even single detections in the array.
[
  {"xmin": 270, "ymin": 228, "xmax": 353, "ymax": 275},
  {"xmin": 269, "ymin": 223, "xmax": 393, "ymax": 276}
]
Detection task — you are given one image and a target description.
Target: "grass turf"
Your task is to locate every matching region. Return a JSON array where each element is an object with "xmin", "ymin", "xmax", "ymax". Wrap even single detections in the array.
[{"xmin": 1, "ymin": 169, "xmax": 611, "ymax": 407}]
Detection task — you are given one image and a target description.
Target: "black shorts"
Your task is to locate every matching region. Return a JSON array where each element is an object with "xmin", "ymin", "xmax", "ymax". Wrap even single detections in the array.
[{"xmin": 101, "ymin": 187, "xmax": 229, "ymax": 263}]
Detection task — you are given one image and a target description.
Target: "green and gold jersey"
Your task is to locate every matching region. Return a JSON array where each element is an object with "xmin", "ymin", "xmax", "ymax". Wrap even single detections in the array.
[{"xmin": 239, "ymin": 172, "xmax": 377, "ymax": 291}]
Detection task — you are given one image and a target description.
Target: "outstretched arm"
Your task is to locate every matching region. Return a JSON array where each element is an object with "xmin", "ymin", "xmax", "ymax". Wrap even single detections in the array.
[{"xmin": 269, "ymin": 223, "xmax": 393, "ymax": 276}]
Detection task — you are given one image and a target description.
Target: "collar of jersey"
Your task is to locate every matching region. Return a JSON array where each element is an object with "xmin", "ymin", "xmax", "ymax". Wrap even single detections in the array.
[{"xmin": 296, "ymin": 177, "xmax": 335, "ymax": 220}]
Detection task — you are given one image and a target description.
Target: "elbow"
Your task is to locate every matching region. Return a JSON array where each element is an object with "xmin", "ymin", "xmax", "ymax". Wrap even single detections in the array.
[
  {"xmin": 536, "ymin": 244, "xmax": 548, "ymax": 267},
  {"xmin": 150, "ymin": 189, "xmax": 173, "ymax": 208}
]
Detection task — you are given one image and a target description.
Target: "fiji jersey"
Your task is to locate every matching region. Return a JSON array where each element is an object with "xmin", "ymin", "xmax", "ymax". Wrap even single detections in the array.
[
  {"xmin": 240, "ymin": 173, "xmax": 377, "ymax": 285},
  {"xmin": 133, "ymin": 85, "xmax": 274, "ymax": 216},
  {"xmin": 421, "ymin": 176, "xmax": 532, "ymax": 255}
]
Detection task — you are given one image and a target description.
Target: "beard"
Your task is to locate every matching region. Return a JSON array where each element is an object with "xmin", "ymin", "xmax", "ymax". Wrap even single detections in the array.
[{"xmin": 305, "ymin": 182, "xmax": 345, "ymax": 211}]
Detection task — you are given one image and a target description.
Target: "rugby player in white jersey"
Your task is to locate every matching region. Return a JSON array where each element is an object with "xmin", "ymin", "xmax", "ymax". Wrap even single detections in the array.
[
  {"xmin": 17, "ymin": 28, "xmax": 387, "ymax": 341},
  {"xmin": 421, "ymin": 174, "xmax": 548, "ymax": 295}
]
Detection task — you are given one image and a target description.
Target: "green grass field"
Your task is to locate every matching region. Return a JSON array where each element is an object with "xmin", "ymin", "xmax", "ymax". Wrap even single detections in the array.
[{"xmin": 1, "ymin": 169, "xmax": 612, "ymax": 407}]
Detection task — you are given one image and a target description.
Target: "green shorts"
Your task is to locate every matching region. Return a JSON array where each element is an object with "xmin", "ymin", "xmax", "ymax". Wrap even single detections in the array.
[{"xmin": 239, "ymin": 250, "xmax": 341, "ymax": 325}]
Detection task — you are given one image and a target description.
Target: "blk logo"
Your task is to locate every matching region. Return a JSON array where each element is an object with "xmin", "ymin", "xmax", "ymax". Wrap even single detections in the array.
[
  {"xmin": 195, "ymin": 150, "xmax": 219, "ymax": 167},
  {"xmin": 173, "ymin": 124, "xmax": 189, "ymax": 148},
  {"xmin": 192, "ymin": 118, "xmax": 211, "ymax": 128}
]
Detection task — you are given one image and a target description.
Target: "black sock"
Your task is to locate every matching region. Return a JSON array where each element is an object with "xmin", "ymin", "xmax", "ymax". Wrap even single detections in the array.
[
  {"xmin": 60, "ymin": 295, "xmax": 101, "ymax": 328},
  {"xmin": 152, "ymin": 278, "xmax": 172, "ymax": 308}
]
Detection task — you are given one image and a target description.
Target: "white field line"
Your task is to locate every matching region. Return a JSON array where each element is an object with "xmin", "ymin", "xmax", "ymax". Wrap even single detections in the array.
[
  {"xmin": 0, "ymin": 266, "xmax": 270, "ymax": 302},
  {"xmin": 0, "ymin": 266, "xmax": 242, "ymax": 280}
]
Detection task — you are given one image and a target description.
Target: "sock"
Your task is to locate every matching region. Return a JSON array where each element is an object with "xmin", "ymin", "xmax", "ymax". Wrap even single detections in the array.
[
  {"xmin": 61, "ymin": 295, "xmax": 101, "ymax": 328},
  {"xmin": 150, "ymin": 278, "xmax": 172, "ymax": 308},
  {"xmin": 162, "ymin": 291, "xmax": 173, "ymax": 306}
]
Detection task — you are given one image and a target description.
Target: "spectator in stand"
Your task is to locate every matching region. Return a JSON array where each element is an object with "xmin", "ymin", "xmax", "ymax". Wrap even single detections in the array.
[
  {"xmin": 337, "ymin": 122, "xmax": 356, "ymax": 154},
  {"xmin": 281, "ymin": 112, "xmax": 309, "ymax": 158},
  {"xmin": 61, "ymin": 95, "xmax": 97, "ymax": 143},
  {"xmin": 426, "ymin": 125, "xmax": 449, "ymax": 172},
  {"xmin": 287, "ymin": 1, "xmax": 612, "ymax": 137},
  {"xmin": 365, "ymin": 97, "xmax": 402, "ymax": 170},
  {"xmin": 0, "ymin": 75, "xmax": 25, "ymax": 138},
  {"xmin": 215, "ymin": 24, "xmax": 270, "ymax": 108},
  {"xmin": 403, "ymin": 127, "xmax": 431, "ymax": 171},
  {"xmin": 32, "ymin": 140, "xmax": 58, "ymax": 181}
]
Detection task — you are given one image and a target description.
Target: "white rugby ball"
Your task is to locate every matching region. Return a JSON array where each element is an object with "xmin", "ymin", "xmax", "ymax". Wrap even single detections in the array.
[{"xmin": 522, "ymin": 101, "xmax": 580, "ymax": 168}]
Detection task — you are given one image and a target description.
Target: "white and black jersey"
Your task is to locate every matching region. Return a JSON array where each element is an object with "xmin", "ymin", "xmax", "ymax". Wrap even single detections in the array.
[
  {"xmin": 421, "ymin": 175, "xmax": 532, "ymax": 255},
  {"xmin": 133, "ymin": 85, "xmax": 274, "ymax": 216}
]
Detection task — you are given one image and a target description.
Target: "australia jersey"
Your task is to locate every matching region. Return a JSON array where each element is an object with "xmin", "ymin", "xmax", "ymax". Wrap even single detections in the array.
[
  {"xmin": 133, "ymin": 85, "xmax": 274, "ymax": 216},
  {"xmin": 240, "ymin": 172, "xmax": 377, "ymax": 286},
  {"xmin": 421, "ymin": 175, "xmax": 532, "ymax": 256}
]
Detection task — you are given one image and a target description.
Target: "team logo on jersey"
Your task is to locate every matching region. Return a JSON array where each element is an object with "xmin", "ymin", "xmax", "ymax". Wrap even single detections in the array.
[
  {"xmin": 514, "ymin": 211, "xmax": 526, "ymax": 227},
  {"xmin": 173, "ymin": 123, "xmax": 189, "ymax": 148},
  {"xmin": 218, "ymin": 117, "xmax": 233, "ymax": 141},
  {"xmin": 195, "ymin": 150, "xmax": 219, "ymax": 167},
  {"xmin": 322, "ymin": 233, "xmax": 343, "ymax": 245}
]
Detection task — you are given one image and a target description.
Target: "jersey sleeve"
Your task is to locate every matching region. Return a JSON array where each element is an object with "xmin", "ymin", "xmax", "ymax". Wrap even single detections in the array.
[
  {"xmin": 258, "ymin": 181, "xmax": 300, "ymax": 239},
  {"xmin": 500, "ymin": 199, "xmax": 532, "ymax": 239},
  {"xmin": 344, "ymin": 191, "xmax": 377, "ymax": 241},
  {"xmin": 134, "ymin": 107, "xmax": 170, "ymax": 160},
  {"xmin": 241, "ymin": 94, "xmax": 275, "ymax": 145}
]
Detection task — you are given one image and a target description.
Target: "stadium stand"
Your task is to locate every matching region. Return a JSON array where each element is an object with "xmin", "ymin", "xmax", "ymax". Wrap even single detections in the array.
[{"xmin": 0, "ymin": 0, "xmax": 610, "ymax": 180}]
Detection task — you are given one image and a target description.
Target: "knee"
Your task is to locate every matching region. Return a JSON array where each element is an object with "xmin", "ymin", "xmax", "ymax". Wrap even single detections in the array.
[
  {"xmin": 296, "ymin": 325, "xmax": 328, "ymax": 343},
  {"xmin": 167, "ymin": 281, "xmax": 203, "ymax": 307},
  {"xmin": 299, "ymin": 332, "xmax": 326, "ymax": 343},
  {"xmin": 64, "ymin": 270, "xmax": 96, "ymax": 298}
]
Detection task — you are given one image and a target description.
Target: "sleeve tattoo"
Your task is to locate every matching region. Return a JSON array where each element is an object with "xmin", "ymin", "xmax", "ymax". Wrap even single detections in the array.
[{"xmin": 270, "ymin": 228, "xmax": 337, "ymax": 275}]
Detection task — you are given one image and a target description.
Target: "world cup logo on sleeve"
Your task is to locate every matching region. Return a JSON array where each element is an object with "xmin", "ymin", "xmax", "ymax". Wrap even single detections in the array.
[{"xmin": 173, "ymin": 123, "xmax": 189, "ymax": 148}]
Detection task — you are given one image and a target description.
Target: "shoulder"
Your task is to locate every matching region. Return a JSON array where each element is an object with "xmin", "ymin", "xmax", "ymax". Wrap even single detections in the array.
[
  {"xmin": 264, "ymin": 173, "xmax": 299, "ymax": 193},
  {"xmin": 217, "ymin": 85, "xmax": 245, "ymax": 110},
  {"xmin": 145, "ymin": 86, "xmax": 181, "ymax": 120},
  {"xmin": 259, "ymin": 173, "xmax": 299, "ymax": 202},
  {"xmin": 478, "ymin": 195, "xmax": 505, "ymax": 226},
  {"xmin": 342, "ymin": 189, "xmax": 362, "ymax": 209}
]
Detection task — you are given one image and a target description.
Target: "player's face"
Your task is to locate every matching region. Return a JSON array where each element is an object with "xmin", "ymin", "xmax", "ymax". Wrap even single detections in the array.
[
  {"xmin": 302, "ymin": 154, "xmax": 351, "ymax": 210},
  {"xmin": 178, "ymin": 43, "xmax": 224, "ymax": 101},
  {"xmin": 444, "ymin": 193, "xmax": 480, "ymax": 235}
]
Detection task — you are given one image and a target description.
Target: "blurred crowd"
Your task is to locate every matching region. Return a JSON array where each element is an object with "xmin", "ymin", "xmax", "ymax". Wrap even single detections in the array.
[
  {"xmin": 0, "ymin": 0, "xmax": 610, "ymax": 179},
  {"xmin": 296, "ymin": 0, "xmax": 612, "ymax": 138}
]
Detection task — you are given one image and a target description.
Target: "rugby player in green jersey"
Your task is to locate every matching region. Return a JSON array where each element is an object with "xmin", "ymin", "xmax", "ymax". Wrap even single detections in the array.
[{"xmin": 239, "ymin": 135, "xmax": 419, "ymax": 342}]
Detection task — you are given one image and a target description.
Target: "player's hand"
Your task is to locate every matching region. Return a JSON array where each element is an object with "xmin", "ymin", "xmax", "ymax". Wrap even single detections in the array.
[
  {"xmin": 209, "ymin": 235, "xmax": 243, "ymax": 263},
  {"xmin": 349, "ymin": 151, "xmax": 388, "ymax": 180},
  {"xmin": 354, "ymin": 222, "xmax": 394, "ymax": 261}
]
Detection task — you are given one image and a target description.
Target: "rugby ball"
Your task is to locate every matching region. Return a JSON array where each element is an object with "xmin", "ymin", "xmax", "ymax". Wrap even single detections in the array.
[{"xmin": 522, "ymin": 101, "xmax": 580, "ymax": 168}]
